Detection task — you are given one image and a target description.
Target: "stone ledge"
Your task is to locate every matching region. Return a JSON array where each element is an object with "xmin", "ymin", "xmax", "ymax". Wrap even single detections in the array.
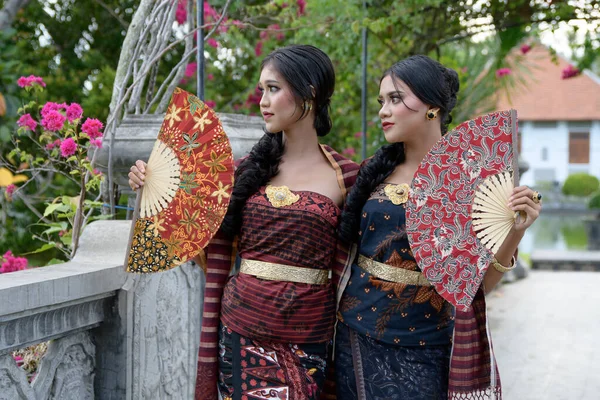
[
  {"xmin": 0, "ymin": 220, "xmax": 130, "ymax": 317},
  {"xmin": 531, "ymin": 250, "xmax": 600, "ymax": 271}
]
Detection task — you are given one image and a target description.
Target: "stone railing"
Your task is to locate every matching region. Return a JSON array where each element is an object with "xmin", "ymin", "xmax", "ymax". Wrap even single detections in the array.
[
  {"xmin": 0, "ymin": 221, "xmax": 206, "ymax": 399},
  {"xmin": 0, "ymin": 112, "xmax": 264, "ymax": 399}
]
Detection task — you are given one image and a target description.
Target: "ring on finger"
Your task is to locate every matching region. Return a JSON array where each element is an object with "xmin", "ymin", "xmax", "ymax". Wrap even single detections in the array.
[{"xmin": 531, "ymin": 190, "xmax": 542, "ymax": 204}]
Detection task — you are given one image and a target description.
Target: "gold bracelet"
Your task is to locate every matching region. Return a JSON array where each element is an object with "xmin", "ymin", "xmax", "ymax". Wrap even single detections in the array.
[{"xmin": 491, "ymin": 256, "xmax": 516, "ymax": 273}]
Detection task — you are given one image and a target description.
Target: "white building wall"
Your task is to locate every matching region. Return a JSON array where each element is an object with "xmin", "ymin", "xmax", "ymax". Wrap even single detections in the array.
[
  {"xmin": 519, "ymin": 120, "xmax": 600, "ymax": 186},
  {"xmin": 588, "ymin": 121, "xmax": 600, "ymax": 180},
  {"xmin": 519, "ymin": 121, "xmax": 568, "ymax": 186}
]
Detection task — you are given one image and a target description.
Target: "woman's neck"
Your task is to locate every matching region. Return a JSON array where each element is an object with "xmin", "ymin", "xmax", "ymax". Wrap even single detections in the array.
[
  {"xmin": 281, "ymin": 119, "xmax": 321, "ymax": 162},
  {"xmin": 403, "ymin": 129, "xmax": 442, "ymax": 168}
]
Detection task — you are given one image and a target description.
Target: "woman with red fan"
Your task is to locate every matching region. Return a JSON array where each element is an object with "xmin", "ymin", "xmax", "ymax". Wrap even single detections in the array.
[
  {"xmin": 335, "ymin": 55, "xmax": 542, "ymax": 399},
  {"xmin": 130, "ymin": 45, "xmax": 359, "ymax": 400}
]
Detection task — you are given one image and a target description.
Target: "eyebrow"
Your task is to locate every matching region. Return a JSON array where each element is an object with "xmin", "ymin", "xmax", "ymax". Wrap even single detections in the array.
[
  {"xmin": 378, "ymin": 90, "xmax": 403, "ymax": 98},
  {"xmin": 259, "ymin": 79, "xmax": 280, "ymax": 86}
]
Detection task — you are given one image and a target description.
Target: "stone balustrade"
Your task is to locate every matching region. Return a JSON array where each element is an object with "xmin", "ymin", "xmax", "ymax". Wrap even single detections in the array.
[{"xmin": 0, "ymin": 221, "xmax": 205, "ymax": 399}]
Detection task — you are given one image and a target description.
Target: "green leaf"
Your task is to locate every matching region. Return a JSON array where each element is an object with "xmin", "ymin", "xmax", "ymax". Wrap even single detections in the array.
[
  {"xmin": 83, "ymin": 199, "xmax": 103, "ymax": 207},
  {"xmin": 46, "ymin": 258, "xmax": 67, "ymax": 266},
  {"xmin": 69, "ymin": 170, "xmax": 80, "ymax": 175},
  {"xmin": 41, "ymin": 222, "xmax": 69, "ymax": 235},
  {"xmin": 88, "ymin": 213, "xmax": 113, "ymax": 222},
  {"xmin": 21, "ymin": 243, "xmax": 57, "ymax": 255},
  {"xmin": 60, "ymin": 233, "xmax": 72, "ymax": 246},
  {"xmin": 44, "ymin": 203, "xmax": 70, "ymax": 217}
]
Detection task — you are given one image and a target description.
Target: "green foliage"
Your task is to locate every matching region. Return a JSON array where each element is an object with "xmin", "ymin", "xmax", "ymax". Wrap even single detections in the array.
[
  {"xmin": 562, "ymin": 173, "xmax": 600, "ymax": 197},
  {"xmin": 589, "ymin": 192, "xmax": 600, "ymax": 210},
  {"xmin": 3, "ymin": 80, "xmax": 107, "ymax": 263},
  {"xmin": 561, "ymin": 223, "xmax": 588, "ymax": 250}
]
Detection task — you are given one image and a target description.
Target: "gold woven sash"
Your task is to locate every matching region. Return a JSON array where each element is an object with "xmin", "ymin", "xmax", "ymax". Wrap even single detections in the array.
[
  {"xmin": 240, "ymin": 259, "xmax": 329, "ymax": 285},
  {"xmin": 357, "ymin": 255, "xmax": 432, "ymax": 286}
]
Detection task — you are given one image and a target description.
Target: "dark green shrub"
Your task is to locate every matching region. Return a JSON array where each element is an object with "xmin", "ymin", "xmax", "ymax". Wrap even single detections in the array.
[{"xmin": 589, "ymin": 191, "xmax": 600, "ymax": 210}]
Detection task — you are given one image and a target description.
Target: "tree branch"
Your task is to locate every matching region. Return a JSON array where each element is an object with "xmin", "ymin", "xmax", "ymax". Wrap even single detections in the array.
[
  {"xmin": 0, "ymin": 0, "xmax": 31, "ymax": 31},
  {"xmin": 91, "ymin": 0, "xmax": 129, "ymax": 30}
]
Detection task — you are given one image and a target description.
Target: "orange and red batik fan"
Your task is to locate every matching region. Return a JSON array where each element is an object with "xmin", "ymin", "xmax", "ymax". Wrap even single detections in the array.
[{"xmin": 124, "ymin": 88, "xmax": 234, "ymax": 273}]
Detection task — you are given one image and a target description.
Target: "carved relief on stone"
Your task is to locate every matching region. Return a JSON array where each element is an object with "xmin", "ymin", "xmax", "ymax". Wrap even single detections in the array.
[
  {"xmin": 131, "ymin": 262, "xmax": 202, "ymax": 399},
  {"xmin": 0, "ymin": 354, "xmax": 35, "ymax": 400},
  {"xmin": 32, "ymin": 332, "xmax": 95, "ymax": 400}
]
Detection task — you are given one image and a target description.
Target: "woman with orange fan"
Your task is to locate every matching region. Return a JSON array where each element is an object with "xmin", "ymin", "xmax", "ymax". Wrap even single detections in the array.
[
  {"xmin": 335, "ymin": 55, "xmax": 542, "ymax": 399},
  {"xmin": 129, "ymin": 45, "xmax": 359, "ymax": 400}
]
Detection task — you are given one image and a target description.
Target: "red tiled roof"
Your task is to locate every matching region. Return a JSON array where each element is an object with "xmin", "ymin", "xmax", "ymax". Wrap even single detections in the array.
[{"xmin": 495, "ymin": 44, "xmax": 600, "ymax": 121}]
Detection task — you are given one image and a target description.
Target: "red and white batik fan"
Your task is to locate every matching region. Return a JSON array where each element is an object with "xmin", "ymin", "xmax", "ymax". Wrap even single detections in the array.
[{"xmin": 406, "ymin": 109, "xmax": 522, "ymax": 310}]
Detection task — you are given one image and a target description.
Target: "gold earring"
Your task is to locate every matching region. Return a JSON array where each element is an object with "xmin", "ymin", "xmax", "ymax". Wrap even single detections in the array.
[
  {"xmin": 304, "ymin": 101, "xmax": 313, "ymax": 112},
  {"xmin": 426, "ymin": 109, "xmax": 438, "ymax": 120}
]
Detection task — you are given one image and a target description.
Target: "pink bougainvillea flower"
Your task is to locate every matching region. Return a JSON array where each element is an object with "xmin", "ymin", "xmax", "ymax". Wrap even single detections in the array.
[
  {"xmin": 41, "ymin": 102, "xmax": 63, "ymax": 117},
  {"xmin": 17, "ymin": 77, "xmax": 30, "ymax": 88},
  {"xmin": 66, "ymin": 103, "xmax": 83, "ymax": 122},
  {"xmin": 246, "ymin": 87, "xmax": 262, "ymax": 106},
  {"xmin": 205, "ymin": 100, "xmax": 216, "ymax": 109},
  {"xmin": 41, "ymin": 110, "xmax": 66, "ymax": 132},
  {"xmin": 185, "ymin": 62, "xmax": 197, "ymax": 78},
  {"xmin": 207, "ymin": 38, "xmax": 219, "ymax": 48},
  {"xmin": 342, "ymin": 147, "xmax": 357, "ymax": 157},
  {"xmin": 17, "ymin": 75, "xmax": 46, "ymax": 88},
  {"xmin": 81, "ymin": 118, "xmax": 104, "ymax": 139},
  {"xmin": 207, "ymin": 73, "xmax": 214, "ymax": 81},
  {"xmin": 232, "ymin": 20, "xmax": 244, "ymax": 28},
  {"xmin": 89, "ymin": 138, "xmax": 103, "ymax": 148},
  {"xmin": 495, "ymin": 68, "xmax": 512, "ymax": 78},
  {"xmin": 354, "ymin": 131, "xmax": 363, "ymax": 139},
  {"xmin": 297, "ymin": 0, "xmax": 306, "ymax": 15},
  {"xmin": 93, "ymin": 169, "xmax": 102, "ymax": 176},
  {"xmin": 6, "ymin": 184, "xmax": 16, "ymax": 196},
  {"xmin": 520, "ymin": 44, "xmax": 531, "ymax": 54},
  {"xmin": 175, "ymin": 0, "xmax": 187, "ymax": 24},
  {"xmin": 562, "ymin": 64, "xmax": 580, "ymax": 79},
  {"xmin": 204, "ymin": 2, "xmax": 218, "ymax": 21},
  {"xmin": 17, "ymin": 114, "xmax": 38, "ymax": 131},
  {"xmin": 255, "ymin": 41, "xmax": 263, "ymax": 57},
  {"xmin": 0, "ymin": 250, "xmax": 28, "ymax": 273},
  {"xmin": 60, "ymin": 137, "xmax": 77, "ymax": 157}
]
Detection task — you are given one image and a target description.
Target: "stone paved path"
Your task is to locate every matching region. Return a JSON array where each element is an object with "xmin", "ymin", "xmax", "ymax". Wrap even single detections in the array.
[{"xmin": 487, "ymin": 271, "xmax": 600, "ymax": 400}]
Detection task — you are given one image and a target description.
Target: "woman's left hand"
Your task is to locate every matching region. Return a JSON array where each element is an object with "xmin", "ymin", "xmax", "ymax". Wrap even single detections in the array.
[{"xmin": 508, "ymin": 185, "xmax": 542, "ymax": 231}]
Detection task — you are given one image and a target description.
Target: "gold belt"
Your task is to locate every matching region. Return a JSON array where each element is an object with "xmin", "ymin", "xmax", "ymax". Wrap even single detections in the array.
[
  {"xmin": 239, "ymin": 259, "xmax": 330, "ymax": 285},
  {"xmin": 357, "ymin": 255, "xmax": 431, "ymax": 286}
]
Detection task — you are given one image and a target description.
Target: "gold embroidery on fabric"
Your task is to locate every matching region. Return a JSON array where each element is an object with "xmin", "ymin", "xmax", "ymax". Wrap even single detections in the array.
[
  {"xmin": 240, "ymin": 259, "xmax": 329, "ymax": 285},
  {"xmin": 358, "ymin": 255, "xmax": 431, "ymax": 286},
  {"xmin": 383, "ymin": 183, "xmax": 410, "ymax": 205},
  {"xmin": 265, "ymin": 185, "xmax": 300, "ymax": 207}
]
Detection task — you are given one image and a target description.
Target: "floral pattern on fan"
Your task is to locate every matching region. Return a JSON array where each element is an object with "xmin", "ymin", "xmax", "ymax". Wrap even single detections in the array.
[
  {"xmin": 126, "ymin": 87, "xmax": 234, "ymax": 273},
  {"xmin": 405, "ymin": 110, "xmax": 518, "ymax": 310}
]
